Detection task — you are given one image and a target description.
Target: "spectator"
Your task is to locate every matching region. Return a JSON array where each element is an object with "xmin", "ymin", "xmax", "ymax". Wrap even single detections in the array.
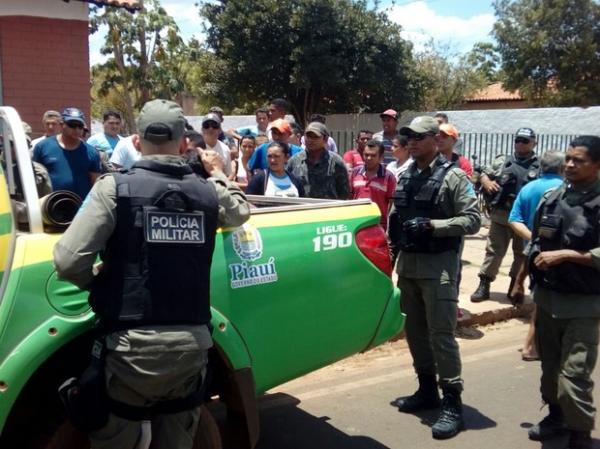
[
  {"xmin": 201, "ymin": 112, "xmax": 232, "ymax": 176},
  {"xmin": 247, "ymin": 119, "xmax": 302, "ymax": 172},
  {"xmin": 508, "ymin": 150, "xmax": 564, "ymax": 361},
  {"xmin": 87, "ymin": 111, "xmax": 123, "ymax": 157},
  {"xmin": 289, "ymin": 122, "xmax": 303, "ymax": 146},
  {"xmin": 237, "ymin": 135, "xmax": 257, "ymax": 188},
  {"xmin": 32, "ymin": 108, "xmax": 101, "ymax": 200},
  {"xmin": 247, "ymin": 142, "xmax": 305, "ymax": 197},
  {"xmin": 30, "ymin": 110, "xmax": 62, "ymax": 150},
  {"xmin": 267, "ymin": 98, "xmax": 289, "ymax": 140},
  {"xmin": 434, "ymin": 112, "xmax": 449, "ymax": 125},
  {"xmin": 182, "ymin": 130, "xmax": 209, "ymax": 178},
  {"xmin": 437, "ymin": 124, "xmax": 473, "ymax": 177},
  {"xmin": 228, "ymin": 107, "xmax": 269, "ymax": 140},
  {"xmin": 350, "ymin": 140, "xmax": 396, "ymax": 230},
  {"xmin": 287, "ymin": 122, "xmax": 350, "ymax": 199},
  {"xmin": 109, "ymin": 136, "xmax": 141, "ymax": 170},
  {"xmin": 300, "ymin": 114, "xmax": 338, "ymax": 153},
  {"xmin": 343, "ymin": 130, "xmax": 373, "ymax": 171},
  {"xmin": 208, "ymin": 106, "xmax": 236, "ymax": 149},
  {"xmin": 471, "ymin": 127, "xmax": 540, "ymax": 303},
  {"xmin": 386, "ymin": 135, "xmax": 411, "ymax": 178},
  {"xmin": 373, "ymin": 109, "xmax": 400, "ymax": 153}
]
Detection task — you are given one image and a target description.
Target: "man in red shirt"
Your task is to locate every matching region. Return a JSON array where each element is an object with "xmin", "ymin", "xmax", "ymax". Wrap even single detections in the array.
[
  {"xmin": 350, "ymin": 140, "xmax": 397, "ymax": 230},
  {"xmin": 438, "ymin": 124, "xmax": 473, "ymax": 177},
  {"xmin": 344, "ymin": 129, "xmax": 373, "ymax": 171}
]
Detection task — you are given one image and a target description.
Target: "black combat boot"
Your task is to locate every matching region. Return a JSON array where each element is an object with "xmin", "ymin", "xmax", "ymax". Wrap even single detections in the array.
[
  {"xmin": 393, "ymin": 373, "xmax": 441, "ymax": 413},
  {"xmin": 568, "ymin": 430, "xmax": 592, "ymax": 449},
  {"xmin": 470, "ymin": 275, "xmax": 491, "ymax": 303},
  {"xmin": 432, "ymin": 388, "xmax": 465, "ymax": 439},
  {"xmin": 528, "ymin": 403, "xmax": 567, "ymax": 441}
]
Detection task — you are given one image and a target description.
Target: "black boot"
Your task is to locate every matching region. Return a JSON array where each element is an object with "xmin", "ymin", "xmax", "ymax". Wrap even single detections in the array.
[
  {"xmin": 393, "ymin": 373, "xmax": 440, "ymax": 413},
  {"xmin": 528, "ymin": 403, "xmax": 567, "ymax": 441},
  {"xmin": 432, "ymin": 389, "xmax": 465, "ymax": 439},
  {"xmin": 470, "ymin": 275, "xmax": 491, "ymax": 303},
  {"xmin": 568, "ymin": 430, "xmax": 592, "ymax": 449}
]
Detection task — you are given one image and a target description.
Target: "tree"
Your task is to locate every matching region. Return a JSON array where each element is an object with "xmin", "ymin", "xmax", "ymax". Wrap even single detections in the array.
[
  {"xmin": 493, "ymin": 0, "xmax": 600, "ymax": 106},
  {"xmin": 413, "ymin": 42, "xmax": 488, "ymax": 111},
  {"xmin": 90, "ymin": 0, "xmax": 200, "ymax": 130},
  {"xmin": 198, "ymin": 0, "xmax": 423, "ymax": 124},
  {"xmin": 465, "ymin": 42, "xmax": 503, "ymax": 83}
]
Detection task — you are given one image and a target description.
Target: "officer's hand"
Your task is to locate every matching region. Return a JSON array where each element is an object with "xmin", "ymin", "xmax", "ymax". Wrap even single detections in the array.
[
  {"xmin": 534, "ymin": 250, "xmax": 571, "ymax": 270},
  {"xmin": 402, "ymin": 217, "xmax": 433, "ymax": 237},
  {"xmin": 481, "ymin": 176, "xmax": 500, "ymax": 194},
  {"xmin": 200, "ymin": 150, "xmax": 225, "ymax": 176}
]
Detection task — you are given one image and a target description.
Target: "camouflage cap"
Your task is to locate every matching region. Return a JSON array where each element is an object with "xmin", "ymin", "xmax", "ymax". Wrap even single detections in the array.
[{"xmin": 137, "ymin": 99, "xmax": 186, "ymax": 144}]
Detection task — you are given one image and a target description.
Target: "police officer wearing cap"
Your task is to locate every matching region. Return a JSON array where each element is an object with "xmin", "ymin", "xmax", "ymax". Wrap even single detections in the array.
[
  {"xmin": 526, "ymin": 136, "xmax": 600, "ymax": 449},
  {"xmin": 388, "ymin": 116, "xmax": 480, "ymax": 440},
  {"xmin": 54, "ymin": 99, "xmax": 250, "ymax": 448},
  {"xmin": 471, "ymin": 127, "xmax": 539, "ymax": 303}
]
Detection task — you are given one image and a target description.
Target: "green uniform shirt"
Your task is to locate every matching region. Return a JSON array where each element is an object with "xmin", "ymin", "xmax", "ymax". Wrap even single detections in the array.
[
  {"xmin": 392, "ymin": 156, "xmax": 481, "ymax": 280},
  {"xmin": 534, "ymin": 179, "xmax": 600, "ymax": 319}
]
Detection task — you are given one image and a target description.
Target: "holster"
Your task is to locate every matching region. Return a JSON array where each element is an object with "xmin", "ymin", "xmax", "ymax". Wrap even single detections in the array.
[{"xmin": 58, "ymin": 339, "xmax": 110, "ymax": 432}]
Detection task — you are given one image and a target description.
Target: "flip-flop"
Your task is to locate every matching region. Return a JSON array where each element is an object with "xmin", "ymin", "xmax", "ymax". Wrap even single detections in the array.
[{"xmin": 522, "ymin": 354, "xmax": 540, "ymax": 361}]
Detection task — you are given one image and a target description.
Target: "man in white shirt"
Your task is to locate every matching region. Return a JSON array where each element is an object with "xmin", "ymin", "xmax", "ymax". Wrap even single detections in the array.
[
  {"xmin": 109, "ymin": 136, "xmax": 141, "ymax": 170},
  {"xmin": 201, "ymin": 112, "xmax": 231, "ymax": 176}
]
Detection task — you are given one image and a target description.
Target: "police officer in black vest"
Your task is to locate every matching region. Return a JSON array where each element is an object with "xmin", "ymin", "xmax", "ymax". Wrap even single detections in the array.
[
  {"xmin": 527, "ymin": 136, "xmax": 600, "ymax": 449},
  {"xmin": 471, "ymin": 127, "xmax": 539, "ymax": 302},
  {"xmin": 54, "ymin": 99, "xmax": 250, "ymax": 448}
]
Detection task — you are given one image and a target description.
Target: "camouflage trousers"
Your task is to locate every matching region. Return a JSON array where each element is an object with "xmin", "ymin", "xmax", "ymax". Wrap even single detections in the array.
[{"xmin": 479, "ymin": 209, "xmax": 525, "ymax": 281}]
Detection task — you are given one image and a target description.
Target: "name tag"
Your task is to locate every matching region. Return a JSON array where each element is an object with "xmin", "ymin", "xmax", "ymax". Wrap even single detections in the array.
[{"xmin": 144, "ymin": 210, "xmax": 205, "ymax": 244}]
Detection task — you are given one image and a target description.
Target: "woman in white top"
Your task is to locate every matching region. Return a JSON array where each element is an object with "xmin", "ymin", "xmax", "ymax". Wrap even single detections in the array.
[
  {"xmin": 246, "ymin": 142, "xmax": 305, "ymax": 197},
  {"xmin": 386, "ymin": 135, "xmax": 412, "ymax": 179}
]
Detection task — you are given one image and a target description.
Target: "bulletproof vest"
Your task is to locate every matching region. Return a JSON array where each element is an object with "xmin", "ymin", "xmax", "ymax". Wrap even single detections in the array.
[
  {"xmin": 489, "ymin": 155, "xmax": 539, "ymax": 210},
  {"xmin": 391, "ymin": 156, "xmax": 461, "ymax": 253},
  {"xmin": 529, "ymin": 185, "xmax": 600, "ymax": 294},
  {"xmin": 89, "ymin": 159, "xmax": 219, "ymax": 331}
]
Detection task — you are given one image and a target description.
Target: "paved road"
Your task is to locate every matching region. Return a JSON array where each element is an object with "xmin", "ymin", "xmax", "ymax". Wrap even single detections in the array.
[{"xmin": 240, "ymin": 320, "xmax": 599, "ymax": 449}]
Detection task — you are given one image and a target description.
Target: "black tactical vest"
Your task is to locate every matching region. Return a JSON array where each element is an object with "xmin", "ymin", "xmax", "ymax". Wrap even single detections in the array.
[
  {"xmin": 89, "ymin": 159, "xmax": 219, "ymax": 331},
  {"xmin": 489, "ymin": 154, "xmax": 539, "ymax": 210},
  {"xmin": 391, "ymin": 156, "xmax": 461, "ymax": 253},
  {"xmin": 529, "ymin": 185, "xmax": 600, "ymax": 294}
]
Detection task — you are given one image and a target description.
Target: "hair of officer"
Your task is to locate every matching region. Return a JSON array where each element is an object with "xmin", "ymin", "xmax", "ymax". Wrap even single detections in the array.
[
  {"xmin": 270, "ymin": 98, "xmax": 288, "ymax": 112},
  {"xmin": 539, "ymin": 150, "xmax": 565, "ymax": 175},
  {"xmin": 366, "ymin": 139, "xmax": 385, "ymax": 156},
  {"xmin": 267, "ymin": 141, "xmax": 290, "ymax": 156},
  {"xmin": 103, "ymin": 111, "xmax": 122, "ymax": 122},
  {"xmin": 392, "ymin": 135, "xmax": 409, "ymax": 146},
  {"xmin": 570, "ymin": 135, "xmax": 600, "ymax": 162}
]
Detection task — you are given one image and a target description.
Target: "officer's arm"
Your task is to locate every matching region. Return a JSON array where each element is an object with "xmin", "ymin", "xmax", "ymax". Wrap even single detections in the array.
[
  {"xmin": 431, "ymin": 169, "xmax": 481, "ymax": 237},
  {"xmin": 209, "ymin": 171, "xmax": 251, "ymax": 228},
  {"xmin": 53, "ymin": 176, "xmax": 117, "ymax": 289}
]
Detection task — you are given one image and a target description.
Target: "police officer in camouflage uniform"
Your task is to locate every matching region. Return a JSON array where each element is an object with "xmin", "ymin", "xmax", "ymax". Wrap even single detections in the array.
[
  {"xmin": 527, "ymin": 136, "xmax": 600, "ymax": 449},
  {"xmin": 388, "ymin": 116, "xmax": 481, "ymax": 439},
  {"xmin": 54, "ymin": 99, "xmax": 250, "ymax": 449},
  {"xmin": 471, "ymin": 127, "xmax": 539, "ymax": 303}
]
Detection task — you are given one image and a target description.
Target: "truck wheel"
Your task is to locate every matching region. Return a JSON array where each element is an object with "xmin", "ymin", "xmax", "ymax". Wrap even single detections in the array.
[{"xmin": 42, "ymin": 405, "xmax": 222, "ymax": 449}]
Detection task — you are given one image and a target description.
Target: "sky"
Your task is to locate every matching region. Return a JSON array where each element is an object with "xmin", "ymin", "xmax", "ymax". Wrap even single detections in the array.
[{"xmin": 89, "ymin": 0, "xmax": 497, "ymax": 66}]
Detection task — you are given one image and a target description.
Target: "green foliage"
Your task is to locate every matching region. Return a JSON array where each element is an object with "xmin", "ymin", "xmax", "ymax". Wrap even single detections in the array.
[
  {"xmin": 90, "ymin": 1, "xmax": 205, "ymax": 130},
  {"xmin": 414, "ymin": 41, "xmax": 488, "ymax": 111},
  {"xmin": 493, "ymin": 0, "xmax": 600, "ymax": 106},
  {"xmin": 465, "ymin": 42, "xmax": 503, "ymax": 83},
  {"xmin": 198, "ymin": 0, "xmax": 423, "ymax": 124}
]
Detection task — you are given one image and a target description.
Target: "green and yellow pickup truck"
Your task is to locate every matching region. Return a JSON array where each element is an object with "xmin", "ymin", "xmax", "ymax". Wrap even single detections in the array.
[{"xmin": 0, "ymin": 107, "xmax": 404, "ymax": 449}]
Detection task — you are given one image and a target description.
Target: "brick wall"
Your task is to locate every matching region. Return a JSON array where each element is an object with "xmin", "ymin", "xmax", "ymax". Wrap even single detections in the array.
[{"xmin": 0, "ymin": 16, "xmax": 90, "ymax": 138}]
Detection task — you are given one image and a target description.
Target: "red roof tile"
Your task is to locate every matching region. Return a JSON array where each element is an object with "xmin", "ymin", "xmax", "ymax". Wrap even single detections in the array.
[{"xmin": 466, "ymin": 82, "xmax": 523, "ymax": 102}]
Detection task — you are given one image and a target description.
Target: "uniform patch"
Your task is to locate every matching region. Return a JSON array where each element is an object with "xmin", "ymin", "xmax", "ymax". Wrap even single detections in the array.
[{"xmin": 144, "ymin": 210, "xmax": 205, "ymax": 244}]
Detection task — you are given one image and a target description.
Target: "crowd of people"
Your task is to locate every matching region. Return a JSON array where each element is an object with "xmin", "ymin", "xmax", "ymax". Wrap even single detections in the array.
[{"xmin": 19, "ymin": 99, "xmax": 600, "ymax": 449}]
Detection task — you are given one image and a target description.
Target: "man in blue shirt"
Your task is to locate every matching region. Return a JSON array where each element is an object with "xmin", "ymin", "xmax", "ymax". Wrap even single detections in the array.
[
  {"xmin": 87, "ymin": 111, "xmax": 122, "ymax": 157},
  {"xmin": 33, "ymin": 107, "xmax": 101, "ymax": 200},
  {"xmin": 508, "ymin": 150, "xmax": 564, "ymax": 360},
  {"xmin": 247, "ymin": 119, "xmax": 302, "ymax": 172}
]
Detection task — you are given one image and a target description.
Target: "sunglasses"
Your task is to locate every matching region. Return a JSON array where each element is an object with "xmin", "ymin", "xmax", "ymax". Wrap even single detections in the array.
[
  {"xmin": 514, "ymin": 137, "xmax": 531, "ymax": 144},
  {"xmin": 405, "ymin": 132, "xmax": 434, "ymax": 141},
  {"xmin": 202, "ymin": 123, "xmax": 220, "ymax": 130},
  {"xmin": 65, "ymin": 121, "xmax": 84, "ymax": 129}
]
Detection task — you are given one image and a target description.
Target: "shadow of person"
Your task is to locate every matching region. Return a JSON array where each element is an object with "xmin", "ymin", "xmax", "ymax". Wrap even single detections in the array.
[{"xmin": 216, "ymin": 392, "xmax": 393, "ymax": 449}]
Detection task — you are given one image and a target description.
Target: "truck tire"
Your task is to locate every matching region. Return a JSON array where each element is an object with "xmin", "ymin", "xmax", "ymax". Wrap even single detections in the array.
[{"xmin": 43, "ymin": 405, "xmax": 222, "ymax": 449}]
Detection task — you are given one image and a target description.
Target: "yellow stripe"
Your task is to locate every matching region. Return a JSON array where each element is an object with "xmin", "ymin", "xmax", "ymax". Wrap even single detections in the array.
[
  {"xmin": 0, "ymin": 173, "xmax": 11, "ymax": 215},
  {"xmin": 10, "ymin": 203, "xmax": 380, "ymax": 269}
]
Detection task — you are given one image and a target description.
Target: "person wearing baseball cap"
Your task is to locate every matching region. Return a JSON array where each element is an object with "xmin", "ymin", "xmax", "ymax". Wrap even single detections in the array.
[
  {"xmin": 373, "ymin": 108, "xmax": 400, "ymax": 155},
  {"xmin": 438, "ymin": 124, "xmax": 473, "ymax": 178},
  {"xmin": 32, "ymin": 107, "xmax": 101, "ymax": 200},
  {"xmin": 471, "ymin": 126, "xmax": 539, "ymax": 304},
  {"xmin": 200, "ymin": 111, "xmax": 232, "ymax": 176},
  {"xmin": 390, "ymin": 116, "xmax": 480, "ymax": 440},
  {"xmin": 54, "ymin": 98, "xmax": 250, "ymax": 448},
  {"xmin": 247, "ymin": 118, "xmax": 303, "ymax": 173}
]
